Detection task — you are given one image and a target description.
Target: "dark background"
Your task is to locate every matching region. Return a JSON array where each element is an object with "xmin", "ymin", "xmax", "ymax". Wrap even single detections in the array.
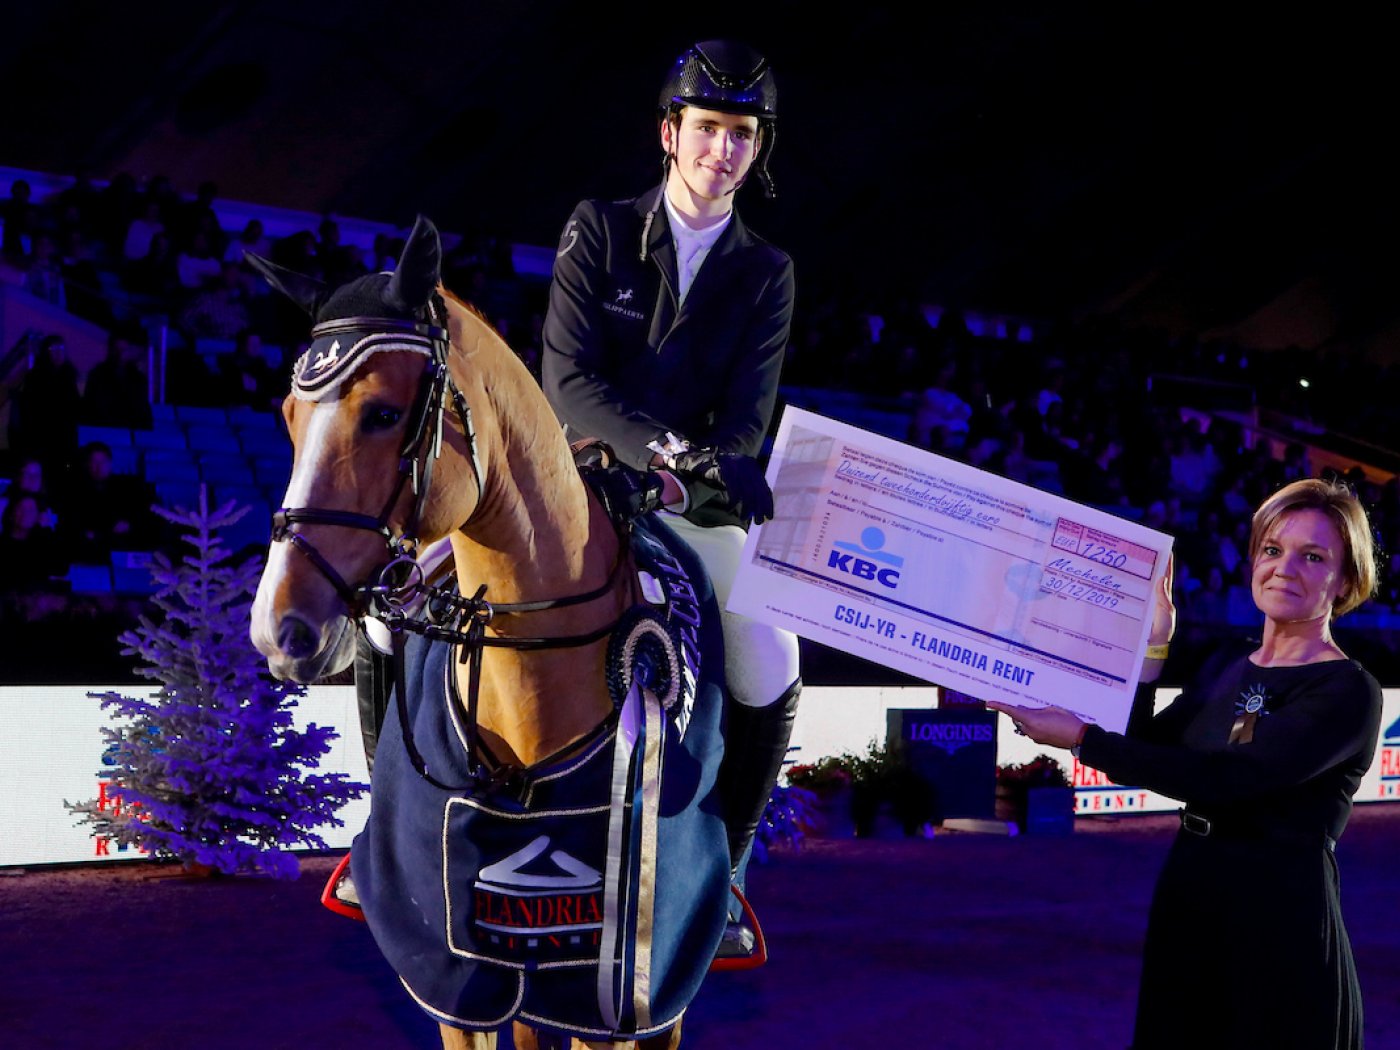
[{"xmin": 6, "ymin": 4, "xmax": 1396, "ymax": 349}]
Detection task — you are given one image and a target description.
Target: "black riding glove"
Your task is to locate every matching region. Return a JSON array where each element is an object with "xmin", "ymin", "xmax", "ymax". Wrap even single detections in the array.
[
  {"xmin": 582, "ymin": 463, "xmax": 666, "ymax": 523},
  {"xmin": 666, "ymin": 448, "xmax": 775, "ymax": 524}
]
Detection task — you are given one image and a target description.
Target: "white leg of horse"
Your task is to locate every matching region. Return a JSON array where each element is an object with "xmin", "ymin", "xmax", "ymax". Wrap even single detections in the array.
[
  {"xmin": 509, "ymin": 1023, "xmax": 567, "ymax": 1050},
  {"xmin": 438, "ymin": 1023, "xmax": 497, "ymax": 1049},
  {"xmin": 631, "ymin": 1022, "xmax": 682, "ymax": 1050},
  {"xmin": 506, "ymin": 1018, "xmax": 681, "ymax": 1050}
]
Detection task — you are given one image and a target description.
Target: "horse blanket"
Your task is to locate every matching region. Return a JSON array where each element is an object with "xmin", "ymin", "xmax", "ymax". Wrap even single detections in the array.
[{"xmin": 350, "ymin": 516, "xmax": 730, "ymax": 1039}]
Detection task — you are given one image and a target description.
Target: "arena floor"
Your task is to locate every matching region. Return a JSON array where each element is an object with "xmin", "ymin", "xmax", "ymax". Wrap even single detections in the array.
[{"xmin": 5, "ymin": 808, "xmax": 1398, "ymax": 1049}]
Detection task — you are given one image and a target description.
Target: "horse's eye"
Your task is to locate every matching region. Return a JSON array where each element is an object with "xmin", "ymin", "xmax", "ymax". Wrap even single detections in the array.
[{"xmin": 361, "ymin": 405, "xmax": 403, "ymax": 433}]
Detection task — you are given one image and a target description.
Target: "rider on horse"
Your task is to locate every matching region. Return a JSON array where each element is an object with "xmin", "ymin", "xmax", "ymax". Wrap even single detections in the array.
[{"xmin": 540, "ymin": 40, "xmax": 802, "ymax": 961}]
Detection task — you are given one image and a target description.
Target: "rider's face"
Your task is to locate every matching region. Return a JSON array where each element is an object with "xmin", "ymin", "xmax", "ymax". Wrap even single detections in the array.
[{"xmin": 662, "ymin": 107, "xmax": 760, "ymax": 208}]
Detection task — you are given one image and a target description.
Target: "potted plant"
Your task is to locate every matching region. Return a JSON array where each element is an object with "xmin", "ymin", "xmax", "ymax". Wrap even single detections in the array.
[
  {"xmin": 995, "ymin": 753, "xmax": 1075, "ymax": 835},
  {"xmin": 844, "ymin": 739, "xmax": 935, "ymax": 838},
  {"xmin": 786, "ymin": 755, "xmax": 856, "ymax": 837}
]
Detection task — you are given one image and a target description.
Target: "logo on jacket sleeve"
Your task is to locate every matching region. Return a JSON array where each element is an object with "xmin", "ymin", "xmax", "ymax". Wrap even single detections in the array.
[{"xmin": 558, "ymin": 220, "xmax": 580, "ymax": 257}]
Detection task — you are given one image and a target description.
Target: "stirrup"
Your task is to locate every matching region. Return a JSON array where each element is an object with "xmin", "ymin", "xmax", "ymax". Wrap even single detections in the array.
[
  {"xmin": 320, "ymin": 852, "xmax": 367, "ymax": 922},
  {"xmin": 709, "ymin": 884, "xmax": 767, "ymax": 972}
]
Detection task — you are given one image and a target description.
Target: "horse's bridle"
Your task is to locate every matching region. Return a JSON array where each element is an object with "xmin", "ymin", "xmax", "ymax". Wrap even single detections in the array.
[
  {"xmin": 272, "ymin": 300, "xmax": 632, "ymax": 793},
  {"xmin": 271, "ymin": 299, "xmax": 483, "ymax": 616}
]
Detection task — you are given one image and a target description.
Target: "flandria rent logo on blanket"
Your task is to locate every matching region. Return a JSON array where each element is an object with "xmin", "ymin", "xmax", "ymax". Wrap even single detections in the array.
[
  {"xmin": 1379, "ymin": 713, "xmax": 1400, "ymax": 800},
  {"xmin": 826, "ymin": 526, "xmax": 903, "ymax": 591},
  {"xmin": 472, "ymin": 835, "xmax": 604, "ymax": 959}
]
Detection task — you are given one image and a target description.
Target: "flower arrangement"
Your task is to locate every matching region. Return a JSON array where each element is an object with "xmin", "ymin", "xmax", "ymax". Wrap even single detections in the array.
[
  {"xmin": 996, "ymin": 753, "xmax": 1075, "ymax": 833},
  {"xmin": 755, "ymin": 782, "xmax": 820, "ymax": 861},
  {"xmin": 997, "ymin": 753, "xmax": 1072, "ymax": 791},
  {"xmin": 788, "ymin": 740, "xmax": 935, "ymax": 837},
  {"xmin": 785, "ymin": 755, "xmax": 854, "ymax": 795}
]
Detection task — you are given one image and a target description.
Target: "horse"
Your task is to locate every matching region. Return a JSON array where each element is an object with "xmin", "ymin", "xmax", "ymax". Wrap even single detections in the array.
[{"xmin": 248, "ymin": 216, "xmax": 733, "ymax": 1050}]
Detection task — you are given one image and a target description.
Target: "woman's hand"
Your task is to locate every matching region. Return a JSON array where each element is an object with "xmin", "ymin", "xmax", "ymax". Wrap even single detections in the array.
[
  {"xmin": 1150, "ymin": 552, "xmax": 1177, "ymax": 648},
  {"xmin": 985, "ymin": 701, "xmax": 1088, "ymax": 750}
]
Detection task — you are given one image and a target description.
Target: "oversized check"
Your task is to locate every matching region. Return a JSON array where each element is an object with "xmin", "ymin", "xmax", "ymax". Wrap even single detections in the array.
[{"xmin": 728, "ymin": 407, "xmax": 1174, "ymax": 734}]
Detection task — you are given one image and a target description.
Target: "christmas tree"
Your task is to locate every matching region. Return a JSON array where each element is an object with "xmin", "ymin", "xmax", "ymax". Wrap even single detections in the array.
[{"xmin": 67, "ymin": 490, "xmax": 366, "ymax": 878}]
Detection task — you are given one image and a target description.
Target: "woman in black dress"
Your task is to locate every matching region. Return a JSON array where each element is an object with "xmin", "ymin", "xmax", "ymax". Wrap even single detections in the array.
[{"xmin": 991, "ymin": 478, "xmax": 1382, "ymax": 1049}]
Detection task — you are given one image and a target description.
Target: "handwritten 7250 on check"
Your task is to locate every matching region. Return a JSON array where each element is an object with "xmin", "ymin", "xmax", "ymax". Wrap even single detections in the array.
[{"xmin": 727, "ymin": 407, "xmax": 1174, "ymax": 734}]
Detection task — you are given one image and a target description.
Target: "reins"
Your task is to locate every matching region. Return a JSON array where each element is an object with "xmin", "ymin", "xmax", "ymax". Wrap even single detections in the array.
[{"xmin": 381, "ymin": 545, "xmax": 631, "ymax": 794}]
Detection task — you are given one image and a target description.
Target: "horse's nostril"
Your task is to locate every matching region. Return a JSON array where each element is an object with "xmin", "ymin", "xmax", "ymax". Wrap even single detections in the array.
[{"xmin": 278, "ymin": 616, "xmax": 317, "ymax": 659}]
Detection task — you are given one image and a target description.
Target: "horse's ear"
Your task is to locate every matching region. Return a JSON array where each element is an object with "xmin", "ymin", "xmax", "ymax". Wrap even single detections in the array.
[
  {"xmin": 244, "ymin": 253, "xmax": 326, "ymax": 316},
  {"xmin": 387, "ymin": 214, "xmax": 442, "ymax": 314}
]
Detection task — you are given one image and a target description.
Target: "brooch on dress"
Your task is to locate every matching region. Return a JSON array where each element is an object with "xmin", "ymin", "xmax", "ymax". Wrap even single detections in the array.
[{"xmin": 1229, "ymin": 682, "xmax": 1273, "ymax": 744}]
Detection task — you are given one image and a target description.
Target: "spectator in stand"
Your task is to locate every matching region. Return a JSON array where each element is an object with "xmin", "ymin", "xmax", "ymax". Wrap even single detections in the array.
[
  {"xmin": 912, "ymin": 357, "xmax": 973, "ymax": 451},
  {"xmin": 53, "ymin": 172, "xmax": 101, "ymax": 239},
  {"xmin": 95, "ymin": 172, "xmax": 141, "ymax": 257},
  {"xmin": 176, "ymin": 230, "xmax": 223, "ymax": 291},
  {"xmin": 1218, "ymin": 471, "xmax": 1253, "ymax": 518},
  {"xmin": 180, "ymin": 261, "xmax": 252, "ymax": 340},
  {"xmin": 1281, "ymin": 442, "xmax": 1310, "ymax": 483},
  {"xmin": 1216, "ymin": 517, "xmax": 1250, "ymax": 579},
  {"xmin": 0, "ymin": 493, "xmax": 69, "ymax": 593},
  {"xmin": 1063, "ymin": 435, "xmax": 1129, "ymax": 508},
  {"xmin": 58, "ymin": 228, "xmax": 113, "ymax": 328},
  {"xmin": 1035, "ymin": 361, "xmax": 1066, "ymax": 418},
  {"xmin": 9, "ymin": 335, "xmax": 81, "ymax": 469},
  {"xmin": 315, "ymin": 216, "xmax": 366, "ymax": 288},
  {"xmin": 514, "ymin": 310, "xmax": 545, "ymax": 382},
  {"xmin": 271, "ymin": 229, "xmax": 321, "ymax": 279},
  {"xmin": 60, "ymin": 442, "xmax": 156, "ymax": 561},
  {"xmin": 1192, "ymin": 563, "xmax": 1230, "ymax": 625},
  {"xmin": 1168, "ymin": 427, "xmax": 1216, "ymax": 505},
  {"xmin": 164, "ymin": 342, "xmax": 221, "ymax": 408},
  {"xmin": 80, "ymin": 331, "xmax": 152, "ymax": 430},
  {"xmin": 22, "ymin": 234, "xmax": 66, "ymax": 308},
  {"xmin": 122, "ymin": 201, "xmax": 166, "ymax": 262},
  {"xmin": 171, "ymin": 181, "xmax": 222, "ymax": 252},
  {"xmin": 225, "ymin": 218, "xmax": 270, "ymax": 266},
  {"xmin": 370, "ymin": 232, "xmax": 404, "ymax": 272},
  {"xmin": 0, "ymin": 458, "xmax": 59, "ymax": 530},
  {"xmin": 1, "ymin": 179, "xmax": 39, "ymax": 263},
  {"xmin": 123, "ymin": 231, "xmax": 179, "ymax": 299},
  {"xmin": 218, "ymin": 329, "xmax": 279, "ymax": 411}
]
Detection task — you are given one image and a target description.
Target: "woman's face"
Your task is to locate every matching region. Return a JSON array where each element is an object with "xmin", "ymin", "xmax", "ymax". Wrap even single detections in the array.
[
  {"xmin": 1250, "ymin": 508, "xmax": 1349, "ymax": 625},
  {"xmin": 7, "ymin": 496, "xmax": 39, "ymax": 535},
  {"xmin": 19, "ymin": 460, "xmax": 42, "ymax": 491}
]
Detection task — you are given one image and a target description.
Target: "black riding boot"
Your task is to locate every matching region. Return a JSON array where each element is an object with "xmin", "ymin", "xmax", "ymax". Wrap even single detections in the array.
[
  {"xmin": 327, "ymin": 628, "xmax": 394, "ymax": 917},
  {"xmin": 353, "ymin": 627, "xmax": 393, "ymax": 772},
  {"xmin": 715, "ymin": 679, "xmax": 801, "ymax": 957},
  {"xmin": 719, "ymin": 677, "xmax": 802, "ymax": 866}
]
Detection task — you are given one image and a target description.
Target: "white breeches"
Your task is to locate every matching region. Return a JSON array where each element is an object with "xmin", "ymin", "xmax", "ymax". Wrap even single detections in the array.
[{"xmin": 663, "ymin": 515, "xmax": 800, "ymax": 708}]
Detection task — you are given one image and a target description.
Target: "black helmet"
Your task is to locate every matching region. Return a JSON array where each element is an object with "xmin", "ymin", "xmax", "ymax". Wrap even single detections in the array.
[
  {"xmin": 658, "ymin": 40, "xmax": 779, "ymax": 198},
  {"xmin": 658, "ymin": 40, "xmax": 777, "ymax": 121}
]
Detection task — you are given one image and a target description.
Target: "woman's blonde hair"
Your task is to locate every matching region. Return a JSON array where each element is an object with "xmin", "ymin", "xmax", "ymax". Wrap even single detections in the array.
[{"xmin": 1249, "ymin": 477, "xmax": 1378, "ymax": 618}]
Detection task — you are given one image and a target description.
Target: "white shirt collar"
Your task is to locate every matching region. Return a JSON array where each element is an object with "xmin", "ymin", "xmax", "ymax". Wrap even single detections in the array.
[{"xmin": 663, "ymin": 196, "xmax": 732, "ymax": 305}]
